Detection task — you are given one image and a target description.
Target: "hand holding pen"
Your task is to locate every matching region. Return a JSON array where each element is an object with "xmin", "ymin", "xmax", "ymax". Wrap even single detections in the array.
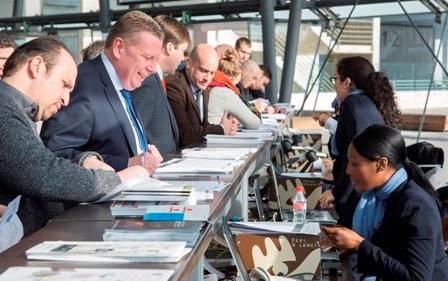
[
  {"xmin": 148, "ymin": 144, "xmax": 163, "ymax": 163},
  {"xmin": 128, "ymin": 144, "xmax": 162, "ymax": 176}
]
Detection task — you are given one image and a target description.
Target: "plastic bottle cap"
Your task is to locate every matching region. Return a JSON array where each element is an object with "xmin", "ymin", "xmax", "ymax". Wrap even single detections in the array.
[{"xmin": 296, "ymin": 186, "xmax": 304, "ymax": 192}]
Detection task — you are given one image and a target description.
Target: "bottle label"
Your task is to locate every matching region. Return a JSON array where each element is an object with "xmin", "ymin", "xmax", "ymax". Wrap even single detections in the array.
[{"xmin": 293, "ymin": 201, "xmax": 305, "ymax": 210}]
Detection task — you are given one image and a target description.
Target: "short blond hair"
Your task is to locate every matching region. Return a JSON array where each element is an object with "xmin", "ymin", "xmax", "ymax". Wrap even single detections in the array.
[{"xmin": 105, "ymin": 10, "xmax": 164, "ymax": 48}]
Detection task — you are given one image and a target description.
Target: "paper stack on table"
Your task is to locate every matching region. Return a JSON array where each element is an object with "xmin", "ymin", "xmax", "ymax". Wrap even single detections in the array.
[
  {"xmin": 26, "ymin": 241, "xmax": 189, "ymax": 263},
  {"xmin": 0, "ymin": 267, "xmax": 175, "ymax": 281}
]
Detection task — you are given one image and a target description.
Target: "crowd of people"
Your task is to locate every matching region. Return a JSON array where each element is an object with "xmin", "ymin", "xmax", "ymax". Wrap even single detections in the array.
[
  {"xmin": 0, "ymin": 9, "xmax": 447, "ymax": 280},
  {"xmin": 0, "ymin": 10, "xmax": 269, "ymax": 246}
]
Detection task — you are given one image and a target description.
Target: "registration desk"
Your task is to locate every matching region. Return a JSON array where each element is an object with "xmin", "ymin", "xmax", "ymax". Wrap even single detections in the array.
[
  {"xmin": 0, "ymin": 127, "xmax": 345, "ymax": 280},
  {"xmin": 0, "ymin": 140, "xmax": 271, "ymax": 281}
]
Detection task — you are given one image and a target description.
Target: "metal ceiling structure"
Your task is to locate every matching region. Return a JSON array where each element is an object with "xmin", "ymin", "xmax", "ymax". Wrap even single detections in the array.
[{"xmin": 0, "ymin": 0, "xmax": 446, "ymax": 107}]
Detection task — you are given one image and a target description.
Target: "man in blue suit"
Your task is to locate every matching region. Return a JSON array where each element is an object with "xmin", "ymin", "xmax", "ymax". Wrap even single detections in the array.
[
  {"xmin": 132, "ymin": 15, "xmax": 190, "ymax": 155},
  {"xmin": 41, "ymin": 11, "xmax": 163, "ymax": 174}
]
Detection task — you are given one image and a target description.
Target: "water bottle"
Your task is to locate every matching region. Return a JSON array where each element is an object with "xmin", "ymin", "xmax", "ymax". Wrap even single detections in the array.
[{"xmin": 292, "ymin": 186, "xmax": 307, "ymax": 222}]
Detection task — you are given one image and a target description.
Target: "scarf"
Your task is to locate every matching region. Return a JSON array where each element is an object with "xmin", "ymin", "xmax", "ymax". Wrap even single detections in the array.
[
  {"xmin": 208, "ymin": 70, "xmax": 241, "ymax": 96},
  {"xmin": 351, "ymin": 167, "xmax": 407, "ymax": 281},
  {"xmin": 353, "ymin": 167, "xmax": 408, "ymax": 240}
]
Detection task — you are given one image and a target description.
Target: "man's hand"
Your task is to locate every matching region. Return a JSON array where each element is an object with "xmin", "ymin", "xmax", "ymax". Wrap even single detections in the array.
[
  {"xmin": 266, "ymin": 106, "xmax": 275, "ymax": 114},
  {"xmin": 128, "ymin": 151, "xmax": 158, "ymax": 176},
  {"xmin": 148, "ymin": 144, "xmax": 163, "ymax": 163},
  {"xmin": 117, "ymin": 166, "xmax": 150, "ymax": 182},
  {"xmin": 82, "ymin": 156, "xmax": 115, "ymax": 171},
  {"xmin": 220, "ymin": 110, "xmax": 237, "ymax": 135},
  {"xmin": 231, "ymin": 116, "xmax": 241, "ymax": 127}
]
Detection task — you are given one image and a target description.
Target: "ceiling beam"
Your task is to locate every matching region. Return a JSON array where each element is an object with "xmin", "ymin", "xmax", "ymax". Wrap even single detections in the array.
[{"xmin": 0, "ymin": 0, "xmax": 424, "ymax": 29}]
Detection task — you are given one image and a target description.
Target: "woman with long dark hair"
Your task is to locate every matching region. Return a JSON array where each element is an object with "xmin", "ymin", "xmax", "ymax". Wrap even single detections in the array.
[{"xmin": 319, "ymin": 56, "xmax": 402, "ymax": 228}]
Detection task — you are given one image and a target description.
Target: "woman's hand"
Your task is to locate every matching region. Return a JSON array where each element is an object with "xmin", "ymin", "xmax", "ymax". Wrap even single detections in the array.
[
  {"xmin": 321, "ymin": 225, "xmax": 364, "ymax": 256},
  {"xmin": 313, "ymin": 112, "xmax": 332, "ymax": 127},
  {"xmin": 319, "ymin": 189, "xmax": 335, "ymax": 208}
]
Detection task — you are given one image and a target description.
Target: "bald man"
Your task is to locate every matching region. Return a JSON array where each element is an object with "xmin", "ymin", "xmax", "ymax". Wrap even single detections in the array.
[
  {"xmin": 166, "ymin": 44, "xmax": 236, "ymax": 147},
  {"xmin": 215, "ymin": 43, "xmax": 233, "ymax": 59},
  {"xmin": 238, "ymin": 59, "xmax": 262, "ymax": 103}
]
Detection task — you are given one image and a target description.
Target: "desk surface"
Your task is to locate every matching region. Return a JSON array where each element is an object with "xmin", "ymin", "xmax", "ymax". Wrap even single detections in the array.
[
  {"xmin": 0, "ymin": 125, "xmax": 345, "ymax": 280},
  {"xmin": 0, "ymin": 141, "xmax": 270, "ymax": 281}
]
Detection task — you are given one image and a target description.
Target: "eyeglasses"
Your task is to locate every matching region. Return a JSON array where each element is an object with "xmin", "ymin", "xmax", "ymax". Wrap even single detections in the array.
[{"xmin": 330, "ymin": 76, "xmax": 341, "ymax": 85}]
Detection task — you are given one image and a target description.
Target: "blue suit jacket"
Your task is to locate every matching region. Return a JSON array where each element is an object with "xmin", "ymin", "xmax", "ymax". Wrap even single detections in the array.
[
  {"xmin": 332, "ymin": 93, "xmax": 384, "ymax": 228},
  {"xmin": 132, "ymin": 74, "xmax": 179, "ymax": 155},
  {"xmin": 357, "ymin": 180, "xmax": 448, "ymax": 280},
  {"xmin": 40, "ymin": 55, "xmax": 140, "ymax": 171}
]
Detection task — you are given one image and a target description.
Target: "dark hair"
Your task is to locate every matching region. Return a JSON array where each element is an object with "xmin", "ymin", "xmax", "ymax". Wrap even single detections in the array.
[
  {"xmin": 154, "ymin": 14, "xmax": 190, "ymax": 48},
  {"xmin": 352, "ymin": 124, "xmax": 441, "ymax": 208},
  {"xmin": 336, "ymin": 56, "xmax": 374, "ymax": 90},
  {"xmin": 259, "ymin": 64, "xmax": 272, "ymax": 80},
  {"xmin": 235, "ymin": 37, "xmax": 252, "ymax": 50},
  {"xmin": 81, "ymin": 40, "xmax": 105, "ymax": 62},
  {"xmin": 3, "ymin": 36, "xmax": 72, "ymax": 78},
  {"xmin": 365, "ymin": 72, "xmax": 403, "ymax": 128},
  {"xmin": 336, "ymin": 56, "xmax": 402, "ymax": 128}
]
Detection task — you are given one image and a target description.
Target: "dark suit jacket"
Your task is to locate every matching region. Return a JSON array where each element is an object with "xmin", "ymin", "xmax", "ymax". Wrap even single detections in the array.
[
  {"xmin": 41, "ymin": 55, "xmax": 141, "ymax": 171},
  {"xmin": 166, "ymin": 68, "xmax": 224, "ymax": 148},
  {"xmin": 132, "ymin": 74, "xmax": 179, "ymax": 155},
  {"xmin": 332, "ymin": 93, "xmax": 384, "ymax": 228},
  {"xmin": 357, "ymin": 180, "xmax": 448, "ymax": 280}
]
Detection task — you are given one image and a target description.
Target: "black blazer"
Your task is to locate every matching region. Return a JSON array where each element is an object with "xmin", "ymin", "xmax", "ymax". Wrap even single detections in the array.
[
  {"xmin": 357, "ymin": 180, "xmax": 448, "ymax": 280},
  {"xmin": 132, "ymin": 74, "xmax": 179, "ymax": 155},
  {"xmin": 332, "ymin": 93, "xmax": 384, "ymax": 228},
  {"xmin": 41, "ymin": 55, "xmax": 142, "ymax": 171}
]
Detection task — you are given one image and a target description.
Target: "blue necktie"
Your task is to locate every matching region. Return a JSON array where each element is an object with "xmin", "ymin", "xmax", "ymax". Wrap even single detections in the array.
[{"xmin": 120, "ymin": 89, "xmax": 147, "ymax": 152}]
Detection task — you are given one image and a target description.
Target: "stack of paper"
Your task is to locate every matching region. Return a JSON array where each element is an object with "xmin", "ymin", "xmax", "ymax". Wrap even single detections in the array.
[
  {"xmin": 93, "ymin": 175, "xmax": 171, "ymax": 203},
  {"xmin": 234, "ymin": 130, "xmax": 274, "ymax": 141},
  {"xmin": 110, "ymin": 201, "xmax": 171, "ymax": 217},
  {"xmin": 181, "ymin": 147, "xmax": 253, "ymax": 160},
  {"xmin": 115, "ymin": 184, "xmax": 196, "ymax": 204},
  {"xmin": 0, "ymin": 267, "xmax": 174, "ymax": 281},
  {"xmin": 26, "ymin": 241, "xmax": 189, "ymax": 263},
  {"xmin": 205, "ymin": 134, "xmax": 264, "ymax": 146},
  {"xmin": 103, "ymin": 220, "xmax": 205, "ymax": 247},
  {"xmin": 154, "ymin": 158, "xmax": 242, "ymax": 175},
  {"xmin": 262, "ymin": 113, "xmax": 287, "ymax": 121},
  {"xmin": 143, "ymin": 205, "xmax": 210, "ymax": 222}
]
